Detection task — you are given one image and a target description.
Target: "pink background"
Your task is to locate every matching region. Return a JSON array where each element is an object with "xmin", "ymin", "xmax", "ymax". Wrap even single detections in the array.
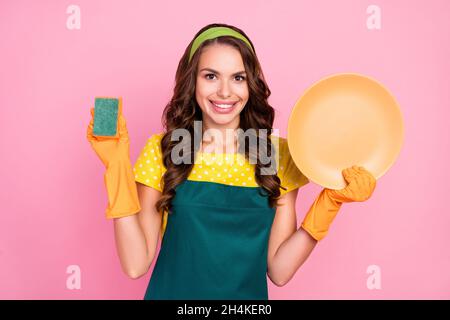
[{"xmin": 1, "ymin": 0, "xmax": 449, "ymax": 299}]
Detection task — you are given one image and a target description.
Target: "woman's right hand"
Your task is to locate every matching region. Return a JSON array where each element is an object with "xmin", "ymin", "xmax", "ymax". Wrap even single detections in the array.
[
  {"xmin": 86, "ymin": 107, "xmax": 131, "ymax": 168},
  {"xmin": 86, "ymin": 107, "xmax": 141, "ymax": 218}
]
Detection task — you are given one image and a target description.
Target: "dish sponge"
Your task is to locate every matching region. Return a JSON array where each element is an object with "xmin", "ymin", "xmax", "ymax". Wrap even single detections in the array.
[{"xmin": 93, "ymin": 97, "xmax": 122, "ymax": 138}]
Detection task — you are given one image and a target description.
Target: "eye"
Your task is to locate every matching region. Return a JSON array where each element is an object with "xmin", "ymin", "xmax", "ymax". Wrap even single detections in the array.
[{"xmin": 204, "ymin": 73, "xmax": 246, "ymax": 81}]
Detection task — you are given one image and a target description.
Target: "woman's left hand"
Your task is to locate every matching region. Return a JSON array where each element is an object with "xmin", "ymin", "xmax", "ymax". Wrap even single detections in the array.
[{"xmin": 326, "ymin": 165, "xmax": 377, "ymax": 203}]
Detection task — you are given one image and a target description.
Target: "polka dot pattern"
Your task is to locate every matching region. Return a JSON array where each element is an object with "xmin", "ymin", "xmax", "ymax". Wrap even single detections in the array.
[
  {"xmin": 189, "ymin": 152, "xmax": 258, "ymax": 187},
  {"xmin": 133, "ymin": 133, "xmax": 166, "ymax": 192},
  {"xmin": 272, "ymin": 135, "xmax": 310, "ymax": 195},
  {"xmin": 133, "ymin": 133, "xmax": 309, "ymax": 195}
]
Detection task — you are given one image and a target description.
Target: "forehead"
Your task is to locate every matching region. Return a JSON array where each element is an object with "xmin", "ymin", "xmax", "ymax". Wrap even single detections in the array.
[{"xmin": 197, "ymin": 44, "xmax": 245, "ymax": 71}]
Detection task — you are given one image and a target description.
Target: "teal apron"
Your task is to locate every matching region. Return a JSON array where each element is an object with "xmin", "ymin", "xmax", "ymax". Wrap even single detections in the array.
[{"xmin": 144, "ymin": 179, "xmax": 276, "ymax": 300}]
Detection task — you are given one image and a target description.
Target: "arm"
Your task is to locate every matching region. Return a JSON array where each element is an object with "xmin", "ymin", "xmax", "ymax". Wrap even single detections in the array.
[
  {"xmin": 113, "ymin": 182, "xmax": 162, "ymax": 279},
  {"xmin": 267, "ymin": 189, "xmax": 318, "ymax": 287},
  {"xmin": 86, "ymin": 107, "xmax": 164, "ymax": 279},
  {"xmin": 267, "ymin": 165, "xmax": 377, "ymax": 286}
]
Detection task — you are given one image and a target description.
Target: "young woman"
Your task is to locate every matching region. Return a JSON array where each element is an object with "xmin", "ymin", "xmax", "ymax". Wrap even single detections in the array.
[{"xmin": 87, "ymin": 23, "xmax": 376, "ymax": 300}]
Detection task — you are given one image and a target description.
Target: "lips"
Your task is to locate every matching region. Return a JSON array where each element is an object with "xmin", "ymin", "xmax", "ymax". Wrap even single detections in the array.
[{"xmin": 209, "ymin": 100, "xmax": 238, "ymax": 114}]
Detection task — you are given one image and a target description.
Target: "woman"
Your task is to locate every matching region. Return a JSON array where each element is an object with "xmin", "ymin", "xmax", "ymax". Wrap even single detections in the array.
[{"xmin": 86, "ymin": 23, "xmax": 376, "ymax": 300}]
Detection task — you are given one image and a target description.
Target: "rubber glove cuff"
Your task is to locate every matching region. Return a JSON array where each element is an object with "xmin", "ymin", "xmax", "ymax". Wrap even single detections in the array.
[{"xmin": 104, "ymin": 158, "xmax": 141, "ymax": 219}]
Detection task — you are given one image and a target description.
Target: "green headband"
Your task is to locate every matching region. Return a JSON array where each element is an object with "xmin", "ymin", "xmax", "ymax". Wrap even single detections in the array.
[{"xmin": 189, "ymin": 26, "xmax": 254, "ymax": 62}]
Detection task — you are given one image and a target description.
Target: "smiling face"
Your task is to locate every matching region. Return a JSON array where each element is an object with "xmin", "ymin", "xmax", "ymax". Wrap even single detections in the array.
[{"xmin": 195, "ymin": 43, "xmax": 249, "ymax": 131}]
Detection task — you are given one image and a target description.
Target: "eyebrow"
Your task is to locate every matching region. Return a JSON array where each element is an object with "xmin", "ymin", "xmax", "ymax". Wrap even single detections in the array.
[{"xmin": 199, "ymin": 68, "xmax": 246, "ymax": 76}]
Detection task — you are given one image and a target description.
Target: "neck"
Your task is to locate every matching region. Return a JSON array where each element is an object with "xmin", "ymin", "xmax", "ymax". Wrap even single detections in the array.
[{"xmin": 201, "ymin": 120, "xmax": 240, "ymax": 154}]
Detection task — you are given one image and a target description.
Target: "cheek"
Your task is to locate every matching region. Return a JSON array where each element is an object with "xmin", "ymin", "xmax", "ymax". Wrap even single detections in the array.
[
  {"xmin": 195, "ymin": 81, "xmax": 207, "ymax": 98},
  {"xmin": 234, "ymin": 84, "xmax": 249, "ymax": 99},
  {"xmin": 196, "ymin": 78, "xmax": 216, "ymax": 95}
]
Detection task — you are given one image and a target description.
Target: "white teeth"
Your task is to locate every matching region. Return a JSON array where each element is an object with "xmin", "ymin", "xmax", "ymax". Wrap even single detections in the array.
[{"xmin": 212, "ymin": 102, "xmax": 236, "ymax": 109}]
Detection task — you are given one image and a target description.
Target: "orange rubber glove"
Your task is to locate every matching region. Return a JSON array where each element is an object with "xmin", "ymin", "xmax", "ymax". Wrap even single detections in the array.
[
  {"xmin": 301, "ymin": 165, "xmax": 377, "ymax": 241},
  {"xmin": 86, "ymin": 107, "xmax": 141, "ymax": 219}
]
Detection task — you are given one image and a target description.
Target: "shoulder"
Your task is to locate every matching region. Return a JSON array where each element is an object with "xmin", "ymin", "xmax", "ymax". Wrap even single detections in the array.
[
  {"xmin": 135, "ymin": 131, "xmax": 165, "ymax": 165},
  {"xmin": 269, "ymin": 134, "xmax": 289, "ymax": 158},
  {"xmin": 143, "ymin": 132, "xmax": 165, "ymax": 153},
  {"xmin": 269, "ymin": 134, "xmax": 309, "ymax": 193},
  {"xmin": 269, "ymin": 134, "xmax": 286, "ymax": 145},
  {"xmin": 134, "ymin": 132, "xmax": 166, "ymax": 191},
  {"xmin": 147, "ymin": 132, "xmax": 164, "ymax": 145}
]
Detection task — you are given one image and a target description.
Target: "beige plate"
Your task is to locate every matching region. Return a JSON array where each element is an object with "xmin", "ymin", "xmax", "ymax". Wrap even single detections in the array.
[{"xmin": 287, "ymin": 73, "xmax": 404, "ymax": 189}]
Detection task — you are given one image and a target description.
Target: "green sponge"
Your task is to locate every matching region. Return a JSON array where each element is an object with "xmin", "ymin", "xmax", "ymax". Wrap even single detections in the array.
[{"xmin": 93, "ymin": 97, "xmax": 121, "ymax": 137}]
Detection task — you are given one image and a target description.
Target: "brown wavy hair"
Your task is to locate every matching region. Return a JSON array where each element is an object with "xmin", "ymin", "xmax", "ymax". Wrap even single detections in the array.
[{"xmin": 156, "ymin": 23, "xmax": 286, "ymax": 215}]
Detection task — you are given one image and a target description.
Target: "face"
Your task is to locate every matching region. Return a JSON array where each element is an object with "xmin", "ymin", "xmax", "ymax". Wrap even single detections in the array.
[{"xmin": 195, "ymin": 43, "xmax": 249, "ymax": 130}]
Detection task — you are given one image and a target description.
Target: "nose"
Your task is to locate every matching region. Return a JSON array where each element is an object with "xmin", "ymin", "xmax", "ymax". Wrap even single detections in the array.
[{"xmin": 217, "ymin": 80, "xmax": 231, "ymax": 98}]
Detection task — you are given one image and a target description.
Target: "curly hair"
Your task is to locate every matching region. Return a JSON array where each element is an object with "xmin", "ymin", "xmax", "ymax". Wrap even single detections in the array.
[{"xmin": 156, "ymin": 23, "xmax": 286, "ymax": 215}]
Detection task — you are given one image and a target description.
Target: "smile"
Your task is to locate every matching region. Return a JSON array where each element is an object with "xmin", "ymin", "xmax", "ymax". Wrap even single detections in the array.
[{"xmin": 209, "ymin": 100, "xmax": 238, "ymax": 114}]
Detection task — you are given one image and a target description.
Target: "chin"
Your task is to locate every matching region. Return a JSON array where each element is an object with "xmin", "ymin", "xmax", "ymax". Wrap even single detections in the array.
[
  {"xmin": 210, "ymin": 115, "xmax": 239, "ymax": 126},
  {"xmin": 205, "ymin": 108, "xmax": 242, "ymax": 124}
]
